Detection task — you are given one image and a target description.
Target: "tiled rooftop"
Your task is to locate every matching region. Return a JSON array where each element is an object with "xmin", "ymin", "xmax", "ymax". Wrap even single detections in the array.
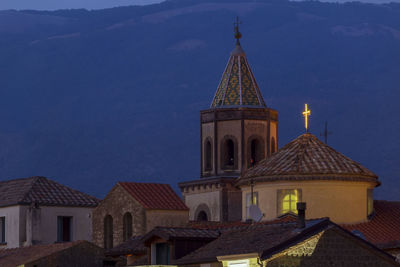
[
  {"xmin": 105, "ymin": 235, "xmax": 146, "ymax": 256},
  {"xmin": 174, "ymin": 219, "xmax": 329, "ymax": 264},
  {"xmin": 119, "ymin": 182, "xmax": 188, "ymax": 210},
  {"xmin": 0, "ymin": 176, "xmax": 99, "ymax": 207},
  {"xmin": 142, "ymin": 226, "xmax": 220, "ymax": 242},
  {"xmin": 0, "ymin": 241, "xmax": 96, "ymax": 267},
  {"xmin": 238, "ymin": 133, "xmax": 379, "ymax": 185},
  {"xmin": 343, "ymin": 200, "xmax": 400, "ymax": 249}
]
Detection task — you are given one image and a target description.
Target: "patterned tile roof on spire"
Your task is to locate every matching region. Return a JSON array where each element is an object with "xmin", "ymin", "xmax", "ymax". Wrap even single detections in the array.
[
  {"xmin": 237, "ymin": 133, "xmax": 379, "ymax": 186},
  {"xmin": 211, "ymin": 44, "xmax": 266, "ymax": 108}
]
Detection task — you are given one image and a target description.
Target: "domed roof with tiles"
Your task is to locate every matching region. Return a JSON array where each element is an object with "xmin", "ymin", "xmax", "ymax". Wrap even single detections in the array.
[{"xmin": 237, "ymin": 133, "xmax": 379, "ymax": 186}]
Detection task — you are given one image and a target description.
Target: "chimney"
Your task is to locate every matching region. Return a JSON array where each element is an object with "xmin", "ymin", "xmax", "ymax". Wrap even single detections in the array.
[{"xmin": 297, "ymin": 202, "xmax": 306, "ymax": 229}]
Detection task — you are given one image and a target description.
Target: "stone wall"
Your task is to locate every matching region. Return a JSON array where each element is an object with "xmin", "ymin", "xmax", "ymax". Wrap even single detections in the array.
[
  {"xmin": 146, "ymin": 210, "xmax": 188, "ymax": 232},
  {"xmin": 92, "ymin": 184, "xmax": 146, "ymax": 248},
  {"xmin": 267, "ymin": 228, "xmax": 398, "ymax": 267},
  {"xmin": 92, "ymin": 183, "xmax": 189, "ymax": 248}
]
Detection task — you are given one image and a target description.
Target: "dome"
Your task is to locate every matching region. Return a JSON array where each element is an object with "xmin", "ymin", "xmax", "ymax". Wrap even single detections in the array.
[{"xmin": 237, "ymin": 133, "xmax": 379, "ymax": 186}]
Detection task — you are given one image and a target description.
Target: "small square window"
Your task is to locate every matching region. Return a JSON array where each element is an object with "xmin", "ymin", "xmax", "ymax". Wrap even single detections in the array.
[
  {"xmin": 57, "ymin": 216, "xmax": 72, "ymax": 242},
  {"xmin": 0, "ymin": 217, "xmax": 5, "ymax": 243}
]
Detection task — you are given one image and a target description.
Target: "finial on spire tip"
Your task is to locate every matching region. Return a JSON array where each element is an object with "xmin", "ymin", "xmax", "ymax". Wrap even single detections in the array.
[{"xmin": 234, "ymin": 16, "xmax": 242, "ymax": 45}]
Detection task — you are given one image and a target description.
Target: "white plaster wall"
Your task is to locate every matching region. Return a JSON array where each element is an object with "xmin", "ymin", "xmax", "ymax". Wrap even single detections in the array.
[
  {"xmin": 241, "ymin": 181, "xmax": 375, "ymax": 224},
  {"xmin": 39, "ymin": 206, "xmax": 94, "ymax": 244},
  {"xmin": 185, "ymin": 191, "xmax": 221, "ymax": 221},
  {"xmin": 0, "ymin": 206, "xmax": 21, "ymax": 248}
]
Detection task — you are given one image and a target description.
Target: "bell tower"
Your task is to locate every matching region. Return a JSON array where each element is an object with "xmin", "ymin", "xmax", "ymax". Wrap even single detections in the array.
[
  {"xmin": 200, "ymin": 19, "xmax": 278, "ymax": 178},
  {"xmin": 179, "ymin": 19, "xmax": 278, "ymax": 222}
]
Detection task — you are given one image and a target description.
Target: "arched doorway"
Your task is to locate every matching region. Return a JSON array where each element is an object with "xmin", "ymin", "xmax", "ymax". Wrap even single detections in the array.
[
  {"xmin": 194, "ymin": 204, "xmax": 211, "ymax": 222},
  {"xmin": 197, "ymin": 211, "xmax": 208, "ymax": 221}
]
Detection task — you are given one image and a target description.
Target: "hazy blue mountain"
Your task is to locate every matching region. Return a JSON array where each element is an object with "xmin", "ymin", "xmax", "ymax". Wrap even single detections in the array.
[{"xmin": 0, "ymin": 0, "xmax": 399, "ymax": 200}]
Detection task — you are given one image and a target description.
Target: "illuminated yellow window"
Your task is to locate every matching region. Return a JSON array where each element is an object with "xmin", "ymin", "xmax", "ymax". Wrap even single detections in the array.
[{"xmin": 277, "ymin": 189, "xmax": 302, "ymax": 216}]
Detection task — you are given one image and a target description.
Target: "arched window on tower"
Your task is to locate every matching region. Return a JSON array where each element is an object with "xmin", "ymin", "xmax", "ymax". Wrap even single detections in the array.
[
  {"xmin": 204, "ymin": 139, "xmax": 212, "ymax": 171},
  {"xmin": 104, "ymin": 215, "xmax": 113, "ymax": 249},
  {"xmin": 123, "ymin": 212, "xmax": 133, "ymax": 242},
  {"xmin": 271, "ymin": 137, "xmax": 276, "ymax": 154},
  {"xmin": 224, "ymin": 139, "xmax": 235, "ymax": 167},
  {"xmin": 248, "ymin": 137, "xmax": 264, "ymax": 167}
]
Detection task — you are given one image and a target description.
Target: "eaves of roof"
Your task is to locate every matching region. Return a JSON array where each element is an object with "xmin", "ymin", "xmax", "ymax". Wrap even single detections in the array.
[{"xmin": 237, "ymin": 174, "xmax": 380, "ymax": 187}]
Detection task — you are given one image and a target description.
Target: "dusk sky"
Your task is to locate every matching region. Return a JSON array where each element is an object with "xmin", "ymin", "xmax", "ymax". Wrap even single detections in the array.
[
  {"xmin": 0, "ymin": 0, "xmax": 399, "ymax": 10},
  {"xmin": 0, "ymin": 0, "xmax": 164, "ymax": 10}
]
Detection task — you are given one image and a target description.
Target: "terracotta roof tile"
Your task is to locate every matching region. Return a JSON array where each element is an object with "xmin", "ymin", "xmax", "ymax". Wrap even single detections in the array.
[
  {"xmin": 0, "ymin": 241, "xmax": 100, "ymax": 267},
  {"xmin": 119, "ymin": 182, "xmax": 188, "ymax": 210},
  {"xmin": 238, "ymin": 133, "xmax": 379, "ymax": 185},
  {"xmin": 343, "ymin": 200, "xmax": 400, "ymax": 249},
  {"xmin": 188, "ymin": 215, "xmax": 297, "ymax": 230},
  {"xmin": 174, "ymin": 219, "xmax": 329, "ymax": 265},
  {"xmin": 0, "ymin": 176, "xmax": 99, "ymax": 207},
  {"xmin": 142, "ymin": 227, "xmax": 220, "ymax": 242},
  {"xmin": 105, "ymin": 235, "xmax": 146, "ymax": 256}
]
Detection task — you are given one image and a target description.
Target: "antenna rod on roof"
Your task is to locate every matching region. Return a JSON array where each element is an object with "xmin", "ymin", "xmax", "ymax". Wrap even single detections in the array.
[
  {"xmin": 234, "ymin": 16, "xmax": 242, "ymax": 45},
  {"xmin": 320, "ymin": 121, "xmax": 333, "ymax": 144}
]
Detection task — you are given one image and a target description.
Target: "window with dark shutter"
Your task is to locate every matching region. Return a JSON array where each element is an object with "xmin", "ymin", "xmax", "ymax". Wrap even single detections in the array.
[
  {"xmin": 123, "ymin": 212, "xmax": 133, "ymax": 242},
  {"xmin": 57, "ymin": 216, "xmax": 72, "ymax": 242},
  {"xmin": 156, "ymin": 243, "xmax": 170, "ymax": 265},
  {"xmin": 0, "ymin": 217, "xmax": 5, "ymax": 244}
]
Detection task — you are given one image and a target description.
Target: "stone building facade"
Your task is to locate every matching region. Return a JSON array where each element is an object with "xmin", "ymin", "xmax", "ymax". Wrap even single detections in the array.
[{"xmin": 92, "ymin": 182, "xmax": 189, "ymax": 249}]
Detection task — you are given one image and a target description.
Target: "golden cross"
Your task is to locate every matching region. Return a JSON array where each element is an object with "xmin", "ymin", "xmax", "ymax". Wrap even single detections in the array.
[{"xmin": 302, "ymin": 104, "xmax": 311, "ymax": 132}]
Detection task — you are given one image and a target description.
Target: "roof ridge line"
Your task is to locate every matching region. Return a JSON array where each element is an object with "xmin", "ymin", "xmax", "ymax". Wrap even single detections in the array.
[
  {"xmin": 295, "ymin": 136, "xmax": 308, "ymax": 173},
  {"xmin": 19, "ymin": 176, "xmax": 42, "ymax": 204}
]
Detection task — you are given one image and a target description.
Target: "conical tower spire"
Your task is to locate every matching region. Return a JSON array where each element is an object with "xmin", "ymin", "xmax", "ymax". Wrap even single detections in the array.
[{"xmin": 211, "ymin": 18, "xmax": 266, "ymax": 108}]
